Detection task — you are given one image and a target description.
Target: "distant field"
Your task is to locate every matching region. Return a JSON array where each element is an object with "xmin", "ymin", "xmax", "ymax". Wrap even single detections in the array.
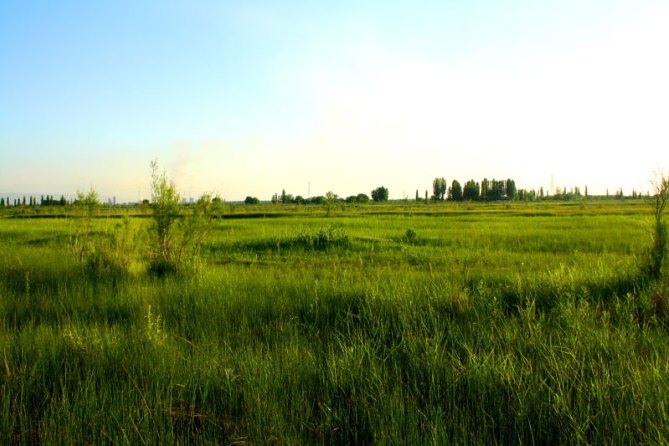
[{"xmin": 1, "ymin": 201, "xmax": 668, "ymax": 444}]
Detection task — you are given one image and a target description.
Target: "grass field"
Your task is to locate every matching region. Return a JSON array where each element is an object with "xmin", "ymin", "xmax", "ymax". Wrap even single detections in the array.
[{"xmin": 1, "ymin": 200, "xmax": 668, "ymax": 444}]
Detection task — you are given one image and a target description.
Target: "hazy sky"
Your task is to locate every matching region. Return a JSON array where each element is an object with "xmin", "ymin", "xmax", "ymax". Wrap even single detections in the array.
[{"xmin": 2, "ymin": 0, "xmax": 668, "ymax": 201}]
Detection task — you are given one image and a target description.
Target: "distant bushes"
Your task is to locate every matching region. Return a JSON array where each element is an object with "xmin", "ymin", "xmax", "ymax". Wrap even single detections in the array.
[
  {"xmin": 297, "ymin": 226, "xmax": 350, "ymax": 250},
  {"xmin": 371, "ymin": 186, "xmax": 389, "ymax": 202},
  {"xmin": 397, "ymin": 228, "xmax": 433, "ymax": 247},
  {"xmin": 346, "ymin": 193, "xmax": 370, "ymax": 204},
  {"xmin": 227, "ymin": 226, "xmax": 351, "ymax": 254}
]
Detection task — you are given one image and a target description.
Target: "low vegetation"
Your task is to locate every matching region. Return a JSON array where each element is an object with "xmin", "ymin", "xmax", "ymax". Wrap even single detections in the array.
[
  {"xmin": 0, "ymin": 178, "xmax": 667, "ymax": 443},
  {"xmin": 645, "ymin": 175, "xmax": 669, "ymax": 279},
  {"xmin": 148, "ymin": 160, "xmax": 213, "ymax": 276}
]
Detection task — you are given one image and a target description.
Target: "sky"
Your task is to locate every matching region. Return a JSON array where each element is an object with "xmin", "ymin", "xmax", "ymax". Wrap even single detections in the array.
[{"xmin": 1, "ymin": 0, "xmax": 668, "ymax": 202}]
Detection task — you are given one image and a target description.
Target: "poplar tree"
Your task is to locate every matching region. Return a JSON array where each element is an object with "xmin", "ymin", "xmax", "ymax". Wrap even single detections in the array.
[
  {"xmin": 432, "ymin": 177, "xmax": 447, "ymax": 200},
  {"xmin": 506, "ymin": 179, "xmax": 517, "ymax": 200},
  {"xmin": 450, "ymin": 180, "xmax": 463, "ymax": 201},
  {"xmin": 481, "ymin": 178, "xmax": 490, "ymax": 201}
]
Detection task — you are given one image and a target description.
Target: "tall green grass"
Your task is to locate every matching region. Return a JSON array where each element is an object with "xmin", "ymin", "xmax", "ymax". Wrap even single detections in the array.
[{"xmin": 1, "ymin": 202, "xmax": 667, "ymax": 443}]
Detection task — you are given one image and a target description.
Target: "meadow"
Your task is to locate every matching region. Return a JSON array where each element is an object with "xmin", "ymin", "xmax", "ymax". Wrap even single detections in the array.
[{"xmin": 1, "ymin": 200, "xmax": 668, "ymax": 444}]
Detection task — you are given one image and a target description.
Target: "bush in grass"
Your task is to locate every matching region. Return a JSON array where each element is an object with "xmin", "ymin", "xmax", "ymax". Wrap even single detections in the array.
[
  {"xmin": 69, "ymin": 190, "xmax": 138, "ymax": 278},
  {"xmin": 399, "ymin": 228, "xmax": 430, "ymax": 246},
  {"xmin": 86, "ymin": 216, "xmax": 138, "ymax": 278},
  {"xmin": 324, "ymin": 191, "xmax": 338, "ymax": 216},
  {"xmin": 643, "ymin": 175, "xmax": 668, "ymax": 280},
  {"xmin": 297, "ymin": 226, "xmax": 349, "ymax": 250},
  {"xmin": 174, "ymin": 194, "xmax": 214, "ymax": 271},
  {"xmin": 403, "ymin": 228, "xmax": 418, "ymax": 244},
  {"xmin": 148, "ymin": 161, "xmax": 213, "ymax": 276},
  {"xmin": 70, "ymin": 189, "xmax": 100, "ymax": 264}
]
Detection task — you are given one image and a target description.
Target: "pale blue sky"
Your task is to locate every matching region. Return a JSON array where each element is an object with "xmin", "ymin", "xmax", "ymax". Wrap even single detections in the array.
[{"xmin": 1, "ymin": 0, "xmax": 668, "ymax": 201}]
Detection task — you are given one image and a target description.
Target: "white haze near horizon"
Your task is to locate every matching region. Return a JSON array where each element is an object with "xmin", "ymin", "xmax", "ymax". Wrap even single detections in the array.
[{"xmin": 150, "ymin": 8, "xmax": 669, "ymax": 203}]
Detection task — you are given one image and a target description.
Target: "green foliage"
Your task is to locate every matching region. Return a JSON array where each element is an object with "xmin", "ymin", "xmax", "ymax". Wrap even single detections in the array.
[
  {"xmin": 74, "ymin": 189, "xmax": 100, "ymax": 215},
  {"xmin": 463, "ymin": 179, "xmax": 480, "ymax": 200},
  {"xmin": 296, "ymin": 225, "xmax": 349, "ymax": 250},
  {"xmin": 506, "ymin": 178, "xmax": 517, "ymax": 200},
  {"xmin": 432, "ymin": 177, "xmax": 446, "ymax": 200},
  {"xmin": 324, "ymin": 191, "xmax": 338, "ymax": 216},
  {"xmin": 2, "ymin": 202, "xmax": 669, "ymax": 444},
  {"xmin": 70, "ymin": 189, "xmax": 101, "ymax": 264},
  {"xmin": 244, "ymin": 196, "xmax": 260, "ymax": 205},
  {"xmin": 481, "ymin": 177, "xmax": 490, "ymax": 199},
  {"xmin": 449, "ymin": 179, "xmax": 463, "ymax": 201},
  {"xmin": 484, "ymin": 179, "xmax": 507, "ymax": 201},
  {"xmin": 71, "ymin": 189, "xmax": 141, "ymax": 278},
  {"xmin": 371, "ymin": 186, "xmax": 389, "ymax": 202},
  {"xmin": 148, "ymin": 161, "xmax": 212, "ymax": 276},
  {"xmin": 85, "ymin": 215, "xmax": 138, "ymax": 278},
  {"xmin": 403, "ymin": 228, "xmax": 418, "ymax": 244},
  {"xmin": 357, "ymin": 193, "xmax": 370, "ymax": 203},
  {"xmin": 346, "ymin": 193, "xmax": 370, "ymax": 204},
  {"xmin": 280, "ymin": 189, "xmax": 294, "ymax": 204},
  {"xmin": 644, "ymin": 175, "xmax": 668, "ymax": 279},
  {"xmin": 69, "ymin": 190, "xmax": 138, "ymax": 278},
  {"xmin": 175, "ymin": 194, "xmax": 214, "ymax": 269},
  {"xmin": 150, "ymin": 160, "xmax": 180, "ymax": 263}
]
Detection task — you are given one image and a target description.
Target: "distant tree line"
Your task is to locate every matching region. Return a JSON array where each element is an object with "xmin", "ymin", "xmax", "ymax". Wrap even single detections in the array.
[
  {"xmin": 0, "ymin": 195, "xmax": 68, "ymax": 207},
  {"xmin": 430, "ymin": 178, "xmax": 517, "ymax": 202},
  {"xmin": 256, "ymin": 179, "xmax": 652, "ymax": 207},
  {"xmin": 264, "ymin": 186, "xmax": 389, "ymax": 205},
  {"xmin": 0, "ymin": 180, "xmax": 651, "ymax": 210},
  {"xmin": 427, "ymin": 177, "xmax": 648, "ymax": 202}
]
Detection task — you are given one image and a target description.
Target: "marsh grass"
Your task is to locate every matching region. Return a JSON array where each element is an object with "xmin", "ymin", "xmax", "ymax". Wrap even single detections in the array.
[{"xmin": 1, "ymin": 201, "xmax": 668, "ymax": 443}]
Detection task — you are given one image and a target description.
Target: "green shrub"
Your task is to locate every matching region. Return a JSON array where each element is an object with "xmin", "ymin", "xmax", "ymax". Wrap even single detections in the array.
[
  {"xmin": 85, "ymin": 216, "xmax": 138, "ymax": 278},
  {"xmin": 643, "ymin": 175, "xmax": 668, "ymax": 279},
  {"xmin": 70, "ymin": 189, "xmax": 100, "ymax": 264},
  {"xmin": 297, "ymin": 226, "xmax": 349, "ymax": 250},
  {"xmin": 148, "ymin": 161, "xmax": 213, "ymax": 276}
]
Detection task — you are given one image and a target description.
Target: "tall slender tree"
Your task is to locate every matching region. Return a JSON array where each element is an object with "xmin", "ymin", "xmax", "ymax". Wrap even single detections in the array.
[
  {"xmin": 450, "ymin": 180, "xmax": 463, "ymax": 201},
  {"xmin": 480, "ymin": 178, "xmax": 490, "ymax": 201},
  {"xmin": 432, "ymin": 177, "xmax": 447, "ymax": 200},
  {"xmin": 506, "ymin": 179, "xmax": 517, "ymax": 200}
]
